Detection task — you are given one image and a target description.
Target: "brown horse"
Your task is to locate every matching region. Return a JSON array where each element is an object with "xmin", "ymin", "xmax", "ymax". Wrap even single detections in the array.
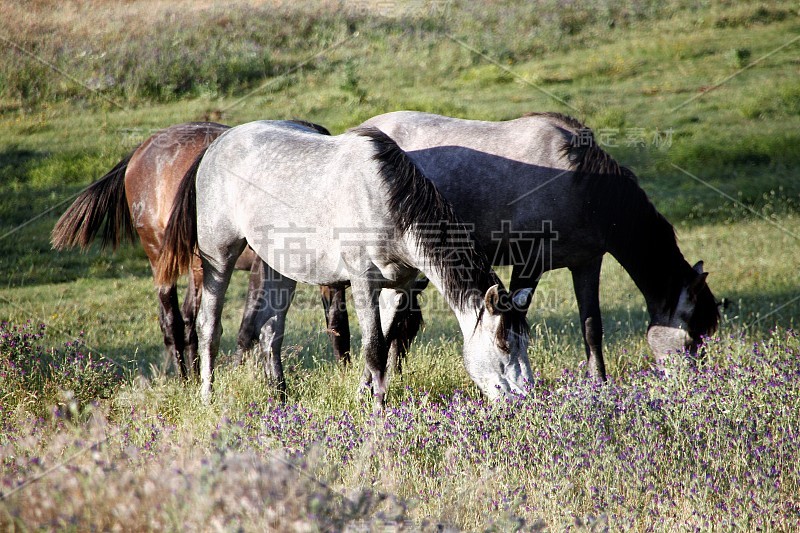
[{"xmin": 52, "ymin": 121, "xmax": 351, "ymax": 377}]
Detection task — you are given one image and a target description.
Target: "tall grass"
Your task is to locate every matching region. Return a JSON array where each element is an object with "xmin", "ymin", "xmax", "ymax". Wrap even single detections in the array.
[
  {"xmin": 2, "ymin": 0, "xmax": 798, "ymax": 224},
  {"xmin": 0, "ymin": 321, "xmax": 119, "ymax": 419}
]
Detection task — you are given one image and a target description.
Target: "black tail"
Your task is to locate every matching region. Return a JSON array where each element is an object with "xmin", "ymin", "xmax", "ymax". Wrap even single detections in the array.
[
  {"xmin": 154, "ymin": 151, "xmax": 201, "ymax": 287},
  {"xmin": 51, "ymin": 152, "xmax": 136, "ymax": 251}
]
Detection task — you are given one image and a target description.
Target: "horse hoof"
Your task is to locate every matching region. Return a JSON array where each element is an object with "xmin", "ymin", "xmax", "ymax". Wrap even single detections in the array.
[
  {"xmin": 372, "ymin": 392, "xmax": 386, "ymax": 414},
  {"xmin": 356, "ymin": 380, "xmax": 373, "ymax": 399}
]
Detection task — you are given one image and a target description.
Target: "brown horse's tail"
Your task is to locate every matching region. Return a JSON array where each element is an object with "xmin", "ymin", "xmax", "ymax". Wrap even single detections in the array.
[
  {"xmin": 51, "ymin": 152, "xmax": 137, "ymax": 251},
  {"xmin": 154, "ymin": 152, "xmax": 202, "ymax": 287}
]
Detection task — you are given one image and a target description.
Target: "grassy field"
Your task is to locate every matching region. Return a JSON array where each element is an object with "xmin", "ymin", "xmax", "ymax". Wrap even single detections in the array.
[{"xmin": 1, "ymin": 0, "xmax": 799, "ymax": 530}]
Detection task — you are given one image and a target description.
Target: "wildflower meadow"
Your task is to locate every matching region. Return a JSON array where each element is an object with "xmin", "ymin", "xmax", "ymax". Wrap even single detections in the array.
[{"xmin": 2, "ymin": 0, "xmax": 799, "ymax": 530}]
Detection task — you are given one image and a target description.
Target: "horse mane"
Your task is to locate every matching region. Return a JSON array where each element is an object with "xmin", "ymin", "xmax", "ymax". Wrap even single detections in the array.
[
  {"xmin": 526, "ymin": 113, "xmax": 677, "ymax": 262},
  {"xmin": 690, "ymin": 282, "xmax": 720, "ymax": 338},
  {"xmin": 533, "ymin": 112, "xmax": 719, "ymax": 334},
  {"xmin": 355, "ymin": 126, "xmax": 529, "ymax": 348},
  {"xmin": 355, "ymin": 126, "xmax": 497, "ymax": 303}
]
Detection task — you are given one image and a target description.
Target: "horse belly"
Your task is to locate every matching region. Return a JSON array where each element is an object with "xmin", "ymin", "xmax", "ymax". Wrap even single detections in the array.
[
  {"xmin": 473, "ymin": 213, "xmax": 603, "ymax": 273},
  {"xmin": 254, "ymin": 238, "xmax": 345, "ymax": 286}
]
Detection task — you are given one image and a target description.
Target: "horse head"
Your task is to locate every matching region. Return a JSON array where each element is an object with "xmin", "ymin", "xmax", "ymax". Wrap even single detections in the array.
[
  {"xmin": 647, "ymin": 261, "xmax": 720, "ymax": 366},
  {"xmin": 463, "ymin": 285, "xmax": 534, "ymax": 399}
]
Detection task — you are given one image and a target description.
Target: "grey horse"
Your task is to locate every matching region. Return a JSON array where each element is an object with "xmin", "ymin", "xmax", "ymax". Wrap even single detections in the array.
[
  {"xmin": 356, "ymin": 111, "xmax": 719, "ymax": 379},
  {"xmin": 155, "ymin": 120, "xmax": 533, "ymax": 409}
]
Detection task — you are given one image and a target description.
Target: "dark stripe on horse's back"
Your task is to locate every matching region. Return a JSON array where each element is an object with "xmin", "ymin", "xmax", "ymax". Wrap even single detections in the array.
[{"xmin": 288, "ymin": 119, "xmax": 331, "ymax": 136}]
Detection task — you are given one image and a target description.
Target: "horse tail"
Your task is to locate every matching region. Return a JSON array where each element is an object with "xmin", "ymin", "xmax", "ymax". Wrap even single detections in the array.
[
  {"xmin": 51, "ymin": 152, "xmax": 137, "ymax": 251},
  {"xmin": 154, "ymin": 151, "xmax": 202, "ymax": 287}
]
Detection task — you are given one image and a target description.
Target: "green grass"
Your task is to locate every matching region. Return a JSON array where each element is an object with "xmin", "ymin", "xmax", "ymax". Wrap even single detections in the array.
[{"xmin": 1, "ymin": 0, "xmax": 799, "ymax": 529}]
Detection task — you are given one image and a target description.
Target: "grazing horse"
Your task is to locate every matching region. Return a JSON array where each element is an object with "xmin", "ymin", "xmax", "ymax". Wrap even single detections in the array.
[
  {"xmin": 352, "ymin": 111, "xmax": 720, "ymax": 378},
  {"xmin": 51, "ymin": 121, "xmax": 350, "ymax": 377},
  {"xmin": 155, "ymin": 120, "xmax": 533, "ymax": 409}
]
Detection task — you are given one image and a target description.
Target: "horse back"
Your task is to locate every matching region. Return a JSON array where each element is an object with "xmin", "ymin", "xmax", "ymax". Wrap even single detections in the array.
[
  {"xmin": 360, "ymin": 112, "xmax": 603, "ymax": 268},
  {"xmin": 195, "ymin": 122, "xmax": 400, "ymax": 285},
  {"xmin": 125, "ymin": 122, "xmax": 229, "ymax": 261}
]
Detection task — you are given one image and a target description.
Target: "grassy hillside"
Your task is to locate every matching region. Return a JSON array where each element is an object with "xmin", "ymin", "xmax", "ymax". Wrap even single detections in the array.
[{"xmin": 1, "ymin": 0, "xmax": 799, "ymax": 529}]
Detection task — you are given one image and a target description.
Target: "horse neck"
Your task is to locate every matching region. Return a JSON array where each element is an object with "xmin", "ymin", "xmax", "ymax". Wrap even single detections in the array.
[
  {"xmin": 401, "ymin": 233, "xmax": 493, "ymax": 332},
  {"xmin": 599, "ymin": 187, "xmax": 690, "ymax": 318},
  {"xmin": 429, "ymin": 271, "xmax": 487, "ymax": 336},
  {"xmin": 612, "ymin": 245, "xmax": 689, "ymax": 318}
]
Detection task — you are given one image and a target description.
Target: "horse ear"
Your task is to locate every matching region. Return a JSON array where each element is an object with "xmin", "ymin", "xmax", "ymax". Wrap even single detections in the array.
[
  {"xmin": 484, "ymin": 284, "xmax": 502, "ymax": 316},
  {"xmin": 692, "ymin": 261, "xmax": 705, "ymax": 275}
]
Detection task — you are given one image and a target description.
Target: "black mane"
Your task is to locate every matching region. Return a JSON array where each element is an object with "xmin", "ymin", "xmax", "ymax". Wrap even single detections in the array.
[
  {"xmin": 288, "ymin": 119, "xmax": 331, "ymax": 136},
  {"xmin": 690, "ymin": 282, "xmax": 720, "ymax": 339},
  {"xmin": 356, "ymin": 126, "xmax": 530, "ymax": 348}
]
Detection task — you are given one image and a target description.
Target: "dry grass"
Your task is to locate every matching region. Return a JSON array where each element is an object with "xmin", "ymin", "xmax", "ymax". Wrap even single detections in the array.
[
  {"xmin": 4, "ymin": 327, "xmax": 798, "ymax": 530},
  {"xmin": 0, "ymin": 412, "xmax": 433, "ymax": 532},
  {"xmin": 3, "ymin": 0, "xmax": 286, "ymax": 31}
]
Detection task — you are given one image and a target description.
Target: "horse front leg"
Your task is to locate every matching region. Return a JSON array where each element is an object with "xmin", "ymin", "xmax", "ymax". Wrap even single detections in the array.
[
  {"xmin": 359, "ymin": 282, "xmax": 421, "ymax": 390},
  {"xmin": 385, "ymin": 277, "xmax": 427, "ymax": 375},
  {"xmin": 570, "ymin": 257, "xmax": 606, "ymax": 380},
  {"xmin": 379, "ymin": 288, "xmax": 404, "ymax": 376},
  {"xmin": 352, "ymin": 278, "xmax": 389, "ymax": 412},
  {"xmin": 509, "ymin": 263, "xmax": 541, "ymax": 299},
  {"xmin": 320, "ymin": 284, "xmax": 351, "ymax": 364}
]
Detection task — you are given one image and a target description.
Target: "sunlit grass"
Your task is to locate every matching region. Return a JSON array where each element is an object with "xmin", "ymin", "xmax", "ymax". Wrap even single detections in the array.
[
  {"xmin": 3, "ymin": 324, "xmax": 798, "ymax": 529},
  {"xmin": 1, "ymin": 0, "xmax": 799, "ymax": 529}
]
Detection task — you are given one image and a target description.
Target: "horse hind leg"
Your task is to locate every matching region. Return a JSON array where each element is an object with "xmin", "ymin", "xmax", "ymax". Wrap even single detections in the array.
[
  {"xmin": 251, "ymin": 264, "xmax": 297, "ymax": 400},
  {"xmin": 196, "ymin": 248, "xmax": 243, "ymax": 403},
  {"xmin": 156, "ymin": 284, "xmax": 188, "ymax": 378},
  {"xmin": 181, "ymin": 258, "xmax": 204, "ymax": 378},
  {"xmin": 234, "ymin": 258, "xmax": 267, "ymax": 366}
]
